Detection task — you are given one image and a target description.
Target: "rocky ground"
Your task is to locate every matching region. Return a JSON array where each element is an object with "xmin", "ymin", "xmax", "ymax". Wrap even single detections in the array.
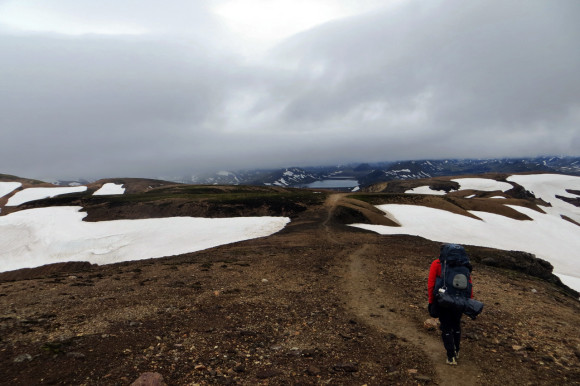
[{"xmin": 1, "ymin": 190, "xmax": 579, "ymax": 385}]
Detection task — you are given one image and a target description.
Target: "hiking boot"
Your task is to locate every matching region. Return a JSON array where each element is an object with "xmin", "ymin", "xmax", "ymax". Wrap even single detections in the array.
[
  {"xmin": 455, "ymin": 349, "xmax": 460, "ymax": 360},
  {"xmin": 446, "ymin": 357, "xmax": 457, "ymax": 365}
]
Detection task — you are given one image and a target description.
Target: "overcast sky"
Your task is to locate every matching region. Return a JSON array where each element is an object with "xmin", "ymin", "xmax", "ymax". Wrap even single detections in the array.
[{"xmin": 1, "ymin": 0, "xmax": 579, "ymax": 180}]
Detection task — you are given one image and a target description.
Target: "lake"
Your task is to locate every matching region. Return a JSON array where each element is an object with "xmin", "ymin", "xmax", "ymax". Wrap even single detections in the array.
[{"xmin": 304, "ymin": 179, "xmax": 359, "ymax": 189}]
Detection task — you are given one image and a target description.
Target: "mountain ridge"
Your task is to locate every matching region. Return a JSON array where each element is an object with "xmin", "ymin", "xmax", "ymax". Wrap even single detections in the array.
[
  {"xmin": 161, "ymin": 156, "xmax": 580, "ymax": 189},
  {"xmin": 37, "ymin": 156, "xmax": 580, "ymax": 191}
]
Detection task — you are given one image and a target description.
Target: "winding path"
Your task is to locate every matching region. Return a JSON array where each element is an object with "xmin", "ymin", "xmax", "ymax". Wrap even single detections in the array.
[{"xmin": 324, "ymin": 194, "xmax": 482, "ymax": 385}]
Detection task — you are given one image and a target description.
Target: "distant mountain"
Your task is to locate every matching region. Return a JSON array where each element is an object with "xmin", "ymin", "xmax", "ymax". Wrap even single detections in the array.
[
  {"xmin": 53, "ymin": 179, "xmax": 91, "ymax": 187},
  {"xmin": 258, "ymin": 168, "xmax": 319, "ymax": 187},
  {"xmin": 188, "ymin": 168, "xmax": 319, "ymax": 187},
  {"xmin": 190, "ymin": 156, "xmax": 580, "ymax": 189},
  {"xmin": 191, "ymin": 171, "xmax": 241, "ymax": 185},
  {"xmin": 357, "ymin": 157, "xmax": 580, "ymax": 186},
  {"xmin": 353, "ymin": 163, "xmax": 373, "ymax": 172},
  {"xmin": 9, "ymin": 157, "xmax": 579, "ymax": 190}
]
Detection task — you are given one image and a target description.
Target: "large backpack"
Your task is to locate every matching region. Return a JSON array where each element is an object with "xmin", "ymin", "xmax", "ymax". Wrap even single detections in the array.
[{"xmin": 434, "ymin": 244, "xmax": 472, "ymax": 306}]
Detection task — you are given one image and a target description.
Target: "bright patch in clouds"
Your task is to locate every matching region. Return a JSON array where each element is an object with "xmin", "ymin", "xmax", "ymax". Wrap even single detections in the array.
[
  {"xmin": 1, "ymin": 0, "xmax": 390, "ymax": 40},
  {"xmin": 213, "ymin": 0, "xmax": 344, "ymax": 43},
  {"xmin": 212, "ymin": 0, "xmax": 391, "ymax": 51}
]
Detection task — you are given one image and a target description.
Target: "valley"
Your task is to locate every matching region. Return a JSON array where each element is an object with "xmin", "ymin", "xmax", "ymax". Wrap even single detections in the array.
[{"xmin": 0, "ymin": 174, "xmax": 579, "ymax": 385}]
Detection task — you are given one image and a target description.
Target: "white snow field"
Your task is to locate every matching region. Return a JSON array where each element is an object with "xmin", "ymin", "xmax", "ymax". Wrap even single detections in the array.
[
  {"xmin": 406, "ymin": 177, "xmax": 513, "ymax": 195},
  {"xmin": 353, "ymin": 174, "xmax": 580, "ymax": 292},
  {"xmin": 0, "ymin": 182, "xmax": 22, "ymax": 198},
  {"xmin": 93, "ymin": 183, "xmax": 125, "ymax": 195},
  {"xmin": 0, "ymin": 206, "xmax": 290, "ymax": 272},
  {"xmin": 6, "ymin": 186, "xmax": 88, "ymax": 206},
  {"xmin": 405, "ymin": 186, "xmax": 447, "ymax": 195},
  {"xmin": 507, "ymin": 174, "xmax": 580, "ymax": 224},
  {"xmin": 451, "ymin": 178, "xmax": 513, "ymax": 192}
]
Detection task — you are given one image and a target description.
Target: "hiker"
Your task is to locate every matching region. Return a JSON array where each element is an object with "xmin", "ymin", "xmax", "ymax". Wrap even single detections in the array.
[{"xmin": 428, "ymin": 244, "xmax": 473, "ymax": 365}]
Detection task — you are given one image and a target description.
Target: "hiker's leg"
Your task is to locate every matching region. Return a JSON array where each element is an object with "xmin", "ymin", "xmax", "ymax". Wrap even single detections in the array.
[
  {"xmin": 439, "ymin": 310, "xmax": 456, "ymax": 359},
  {"xmin": 453, "ymin": 330, "xmax": 461, "ymax": 352},
  {"xmin": 452, "ymin": 311, "xmax": 462, "ymax": 353}
]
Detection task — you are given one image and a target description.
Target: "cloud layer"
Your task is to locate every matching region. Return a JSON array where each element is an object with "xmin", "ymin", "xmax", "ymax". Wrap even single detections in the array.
[{"xmin": 1, "ymin": 0, "xmax": 579, "ymax": 179}]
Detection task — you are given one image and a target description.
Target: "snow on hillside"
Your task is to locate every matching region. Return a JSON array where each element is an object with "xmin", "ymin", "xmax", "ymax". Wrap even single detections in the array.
[
  {"xmin": 0, "ymin": 206, "xmax": 290, "ymax": 272},
  {"xmin": 405, "ymin": 186, "xmax": 447, "ymax": 195},
  {"xmin": 406, "ymin": 178, "xmax": 512, "ymax": 195},
  {"xmin": 6, "ymin": 186, "xmax": 88, "ymax": 206},
  {"xmin": 0, "ymin": 182, "xmax": 21, "ymax": 198},
  {"xmin": 93, "ymin": 183, "xmax": 125, "ymax": 195},
  {"xmin": 451, "ymin": 178, "xmax": 513, "ymax": 192},
  {"xmin": 352, "ymin": 174, "xmax": 580, "ymax": 292},
  {"xmin": 507, "ymin": 174, "xmax": 580, "ymax": 223}
]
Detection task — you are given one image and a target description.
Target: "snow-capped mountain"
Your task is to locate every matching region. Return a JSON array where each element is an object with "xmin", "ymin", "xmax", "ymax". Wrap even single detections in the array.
[
  {"xmin": 190, "ymin": 167, "xmax": 320, "ymax": 187},
  {"xmin": 186, "ymin": 157, "xmax": 580, "ymax": 189},
  {"xmin": 40, "ymin": 157, "xmax": 580, "ymax": 189},
  {"xmin": 261, "ymin": 168, "xmax": 319, "ymax": 187},
  {"xmin": 192, "ymin": 171, "xmax": 241, "ymax": 185},
  {"xmin": 358, "ymin": 157, "xmax": 580, "ymax": 187}
]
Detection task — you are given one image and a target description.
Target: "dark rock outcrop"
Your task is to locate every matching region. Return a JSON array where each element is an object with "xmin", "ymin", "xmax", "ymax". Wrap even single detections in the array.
[
  {"xmin": 0, "ymin": 262, "xmax": 95, "ymax": 282},
  {"xmin": 470, "ymin": 249, "xmax": 578, "ymax": 297}
]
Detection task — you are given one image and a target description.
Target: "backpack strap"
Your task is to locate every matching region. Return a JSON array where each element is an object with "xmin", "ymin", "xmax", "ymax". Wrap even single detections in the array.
[{"xmin": 441, "ymin": 260, "xmax": 448, "ymax": 291}]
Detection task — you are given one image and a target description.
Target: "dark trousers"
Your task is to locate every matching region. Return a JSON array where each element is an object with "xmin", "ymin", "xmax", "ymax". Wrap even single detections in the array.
[{"xmin": 439, "ymin": 309, "xmax": 462, "ymax": 359}]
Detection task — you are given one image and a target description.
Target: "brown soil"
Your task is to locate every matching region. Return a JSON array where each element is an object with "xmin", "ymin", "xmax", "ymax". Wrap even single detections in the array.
[{"xmin": 1, "ymin": 193, "xmax": 579, "ymax": 385}]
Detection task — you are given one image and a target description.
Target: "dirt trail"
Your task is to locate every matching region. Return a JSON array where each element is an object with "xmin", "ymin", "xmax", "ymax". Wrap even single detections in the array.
[
  {"xmin": 325, "ymin": 194, "xmax": 483, "ymax": 385},
  {"xmin": 322, "ymin": 193, "xmax": 347, "ymax": 244}
]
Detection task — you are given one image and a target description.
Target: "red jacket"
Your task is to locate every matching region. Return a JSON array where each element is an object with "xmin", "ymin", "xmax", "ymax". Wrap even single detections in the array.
[{"xmin": 428, "ymin": 259, "xmax": 473, "ymax": 304}]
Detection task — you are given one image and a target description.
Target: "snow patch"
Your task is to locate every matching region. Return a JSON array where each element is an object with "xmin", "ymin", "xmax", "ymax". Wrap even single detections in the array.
[
  {"xmin": 6, "ymin": 186, "xmax": 88, "ymax": 206},
  {"xmin": 507, "ymin": 174, "xmax": 580, "ymax": 224},
  {"xmin": 0, "ymin": 206, "xmax": 290, "ymax": 272},
  {"xmin": 0, "ymin": 182, "xmax": 22, "ymax": 199},
  {"xmin": 405, "ymin": 186, "xmax": 447, "ymax": 195},
  {"xmin": 452, "ymin": 178, "xmax": 513, "ymax": 192},
  {"xmin": 93, "ymin": 183, "xmax": 125, "ymax": 196},
  {"xmin": 406, "ymin": 178, "xmax": 512, "ymax": 195},
  {"xmin": 351, "ymin": 174, "xmax": 580, "ymax": 293},
  {"xmin": 350, "ymin": 204, "xmax": 580, "ymax": 292}
]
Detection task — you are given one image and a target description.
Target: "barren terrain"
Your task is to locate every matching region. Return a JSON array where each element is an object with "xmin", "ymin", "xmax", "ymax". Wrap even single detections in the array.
[{"xmin": 1, "ymin": 187, "xmax": 579, "ymax": 385}]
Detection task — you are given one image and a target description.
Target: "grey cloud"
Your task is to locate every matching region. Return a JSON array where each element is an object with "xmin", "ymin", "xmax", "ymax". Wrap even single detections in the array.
[
  {"xmin": 0, "ymin": 32, "xmax": 238, "ymax": 178},
  {"xmin": 268, "ymin": 0, "xmax": 580, "ymax": 133},
  {"xmin": 1, "ymin": 0, "xmax": 579, "ymax": 180}
]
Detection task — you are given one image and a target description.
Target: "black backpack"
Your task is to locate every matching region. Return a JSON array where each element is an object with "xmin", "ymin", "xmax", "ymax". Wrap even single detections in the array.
[{"xmin": 435, "ymin": 244, "xmax": 472, "ymax": 304}]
